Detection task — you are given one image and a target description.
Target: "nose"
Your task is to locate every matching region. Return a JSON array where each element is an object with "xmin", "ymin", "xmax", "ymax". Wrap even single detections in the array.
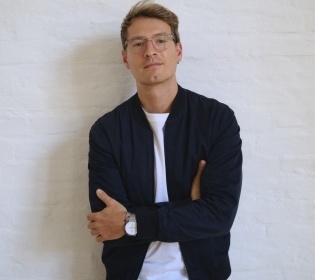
[{"xmin": 144, "ymin": 39, "xmax": 157, "ymax": 57}]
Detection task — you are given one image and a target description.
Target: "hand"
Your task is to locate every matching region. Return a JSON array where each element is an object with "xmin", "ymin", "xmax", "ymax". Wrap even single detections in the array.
[
  {"xmin": 87, "ymin": 189, "xmax": 127, "ymax": 242},
  {"xmin": 191, "ymin": 160, "xmax": 206, "ymax": 200}
]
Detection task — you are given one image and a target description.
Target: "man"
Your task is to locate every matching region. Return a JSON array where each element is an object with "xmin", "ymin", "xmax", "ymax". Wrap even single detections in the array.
[{"xmin": 87, "ymin": 1, "xmax": 242, "ymax": 279}]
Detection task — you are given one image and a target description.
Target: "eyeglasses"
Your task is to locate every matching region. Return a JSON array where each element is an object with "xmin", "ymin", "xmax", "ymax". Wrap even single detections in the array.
[{"xmin": 125, "ymin": 33, "xmax": 175, "ymax": 54}]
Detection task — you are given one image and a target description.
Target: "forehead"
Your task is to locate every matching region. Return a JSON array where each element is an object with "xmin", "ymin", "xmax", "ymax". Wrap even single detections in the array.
[{"xmin": 127, "ymin": 17, "xmax": 171, "ymax": 38}]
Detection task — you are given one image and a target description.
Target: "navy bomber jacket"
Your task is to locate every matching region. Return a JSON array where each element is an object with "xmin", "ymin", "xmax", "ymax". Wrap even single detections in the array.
[{"xmin": 88, "ymin": 85, "xmax": 242, "ymax": 280}]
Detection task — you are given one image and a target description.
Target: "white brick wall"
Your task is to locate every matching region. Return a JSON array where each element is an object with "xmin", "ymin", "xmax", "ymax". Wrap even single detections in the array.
[{"xmin": 0, "ymin": 1, "xmax": 314, "ymax": 279}]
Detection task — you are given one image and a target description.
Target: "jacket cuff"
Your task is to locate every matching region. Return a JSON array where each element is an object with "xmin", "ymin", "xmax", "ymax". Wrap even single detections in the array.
[{"xmin": 135, "ymin": 208, "xmax": 158, "ymax": 240}]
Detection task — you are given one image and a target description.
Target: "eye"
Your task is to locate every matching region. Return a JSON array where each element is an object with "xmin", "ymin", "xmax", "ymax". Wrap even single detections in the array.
[
  {"xmin": 154, "ymin": 37, "xmax": 167, "ymax": 45},
  {"xmin": 131, "ymin": 40, "xmax": 145, "ymax": 48}
]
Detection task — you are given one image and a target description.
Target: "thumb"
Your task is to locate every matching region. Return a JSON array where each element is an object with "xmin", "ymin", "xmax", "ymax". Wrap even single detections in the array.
[{"xmin": 96, "ymin": 189, "xmax": 115, "ymax": 206}]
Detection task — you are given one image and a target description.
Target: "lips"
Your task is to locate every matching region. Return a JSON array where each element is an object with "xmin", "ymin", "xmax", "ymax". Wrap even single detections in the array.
[{"xmin": 144, "ymin": 62, "xmax": 163, "ymax": 68}]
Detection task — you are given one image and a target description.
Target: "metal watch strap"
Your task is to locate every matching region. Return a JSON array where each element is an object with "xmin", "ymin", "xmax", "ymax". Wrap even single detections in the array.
[{"xmin": 127, "ymin": 213, "xmax": 136, "ymax": 222}]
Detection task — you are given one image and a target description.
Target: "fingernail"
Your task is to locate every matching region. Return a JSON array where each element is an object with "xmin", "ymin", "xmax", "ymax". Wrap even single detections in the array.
[{"xmin": 97, "ymin": 189, "xmax": 103, "ymax": 194}]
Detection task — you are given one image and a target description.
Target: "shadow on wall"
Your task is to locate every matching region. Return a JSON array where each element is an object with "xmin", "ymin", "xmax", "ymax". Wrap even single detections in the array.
[{"xmin": 33, "ymin": 37, "xmax": 134, "ymax": 279}]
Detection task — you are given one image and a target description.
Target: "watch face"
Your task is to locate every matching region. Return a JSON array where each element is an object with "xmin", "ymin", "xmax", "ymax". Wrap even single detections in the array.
[{"xmin": 125, "ymin": 221, "xmax": 137, "ymax": 236}]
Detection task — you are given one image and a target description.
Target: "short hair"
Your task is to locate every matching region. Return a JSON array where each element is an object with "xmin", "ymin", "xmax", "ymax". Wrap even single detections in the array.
[{"xmin": 121, "ymin": 0, "xmax": 180, "ymax": 49}]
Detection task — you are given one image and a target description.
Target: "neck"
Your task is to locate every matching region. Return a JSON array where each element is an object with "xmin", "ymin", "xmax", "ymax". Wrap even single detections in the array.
[{"xmin": 136, "ymin": 81, "xmax": 178, "ymax": 113}]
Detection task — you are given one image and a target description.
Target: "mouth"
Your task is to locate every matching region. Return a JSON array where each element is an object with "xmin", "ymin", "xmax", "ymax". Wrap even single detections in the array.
[{"xmin": 144, "ymin": 62, "xmax": 163, "ymax": 69}]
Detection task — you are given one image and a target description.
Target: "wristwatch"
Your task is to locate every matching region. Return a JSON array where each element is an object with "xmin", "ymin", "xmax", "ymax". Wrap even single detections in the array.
[{"xmin": 125, "ymin": 213, "xmax": 137, "ymax": 236}]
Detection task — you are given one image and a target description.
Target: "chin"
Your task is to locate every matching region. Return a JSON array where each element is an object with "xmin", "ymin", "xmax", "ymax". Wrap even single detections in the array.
[{"xmin": 141, "ymin": 75, "xmax": 164, "ymax": 85}]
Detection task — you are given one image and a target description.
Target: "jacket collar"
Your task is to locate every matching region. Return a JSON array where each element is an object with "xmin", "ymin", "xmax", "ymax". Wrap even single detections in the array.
[{"xmin": 131, "ymin": 85, "xmax": 186, "ymax": 130}]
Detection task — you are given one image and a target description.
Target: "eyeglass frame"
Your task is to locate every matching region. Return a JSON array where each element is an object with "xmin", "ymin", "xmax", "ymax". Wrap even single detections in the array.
[{"xmin": 124, "ymin": 33, "xmax": 176, "ymax": 53}]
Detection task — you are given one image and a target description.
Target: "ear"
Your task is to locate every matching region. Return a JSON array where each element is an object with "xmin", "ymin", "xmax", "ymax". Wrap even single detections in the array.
[
  {"xmin": 122, "ymin": 50, "xmax": 130, "ymax": 69},
  {"xmin": 176, "ymin": 42, "xmax": 183, "ymax": 63}
]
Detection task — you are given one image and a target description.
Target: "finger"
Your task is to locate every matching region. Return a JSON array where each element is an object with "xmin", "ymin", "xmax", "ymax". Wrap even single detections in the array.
[
  {"xmin": 198, "ymin": 160, "xmax": 206, "ymax": 170},
  {"xmin": 90, "ymin": 229, "xmax": 100, "ymax": 236},
  {"xmin": 87, "ymin": 221, "xmax": 96, "ymax": 230},
  {"xmin": 196, "ymin": 160, "xmax": 206, "ymax": 177},
  {"xmin": 191, "ymin": 160, "xmax": 206, "ymax": 186},
  {"xmin": 87, "ymin": 213, "xmax": 97, "ymax": 222},
  {"xmin": 96, "ymin": 189, "xmax": 114, "ymax": 206},
  {"xmin": 96, "ymin": 235, "xmax": 106, "ymax": 243}
]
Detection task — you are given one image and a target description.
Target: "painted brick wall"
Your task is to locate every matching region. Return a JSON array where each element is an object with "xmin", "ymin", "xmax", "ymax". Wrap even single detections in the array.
[{"xmin": 0, "ymin": 1, "xmax": 314, "ymax": 279}]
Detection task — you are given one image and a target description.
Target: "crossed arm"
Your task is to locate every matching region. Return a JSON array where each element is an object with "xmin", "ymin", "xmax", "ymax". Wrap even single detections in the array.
[
  {"xmin": 87, "ymin": 160, "xmax": 206, "ymax": 243},
  {"xmin": 87, "ymin": 105, "xmax": 242, "ymax": 245}
]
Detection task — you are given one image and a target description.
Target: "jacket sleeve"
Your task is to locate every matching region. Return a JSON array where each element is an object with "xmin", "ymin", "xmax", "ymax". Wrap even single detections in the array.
[
  {"xmin": 89, "ymin": 118, "xmax": 149, "ymax": 247},
  {"xmin": 89, "ymin": 119, "xmax": 130, "ymax": 213},
  {"xmin": 134, "ymin": 106, "xmax": 243, "ymax": 242}
]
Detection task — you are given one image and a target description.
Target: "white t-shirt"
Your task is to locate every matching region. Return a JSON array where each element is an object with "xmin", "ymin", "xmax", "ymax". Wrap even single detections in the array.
[{"xmin": 138, "ymin": 110, "xmax": 188, "ymax": 280}]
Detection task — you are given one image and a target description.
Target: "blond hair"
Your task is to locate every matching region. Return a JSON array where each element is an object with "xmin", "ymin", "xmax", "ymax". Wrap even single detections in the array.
[{"xmin": 121, "ymin": 0, "xmax": 180, "ymax": 49}]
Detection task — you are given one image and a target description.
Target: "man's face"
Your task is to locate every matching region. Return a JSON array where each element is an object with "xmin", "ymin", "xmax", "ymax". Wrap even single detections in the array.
[{"xmin": 122, "ymin": 17, "xmax": 182, "ymax": 87}]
